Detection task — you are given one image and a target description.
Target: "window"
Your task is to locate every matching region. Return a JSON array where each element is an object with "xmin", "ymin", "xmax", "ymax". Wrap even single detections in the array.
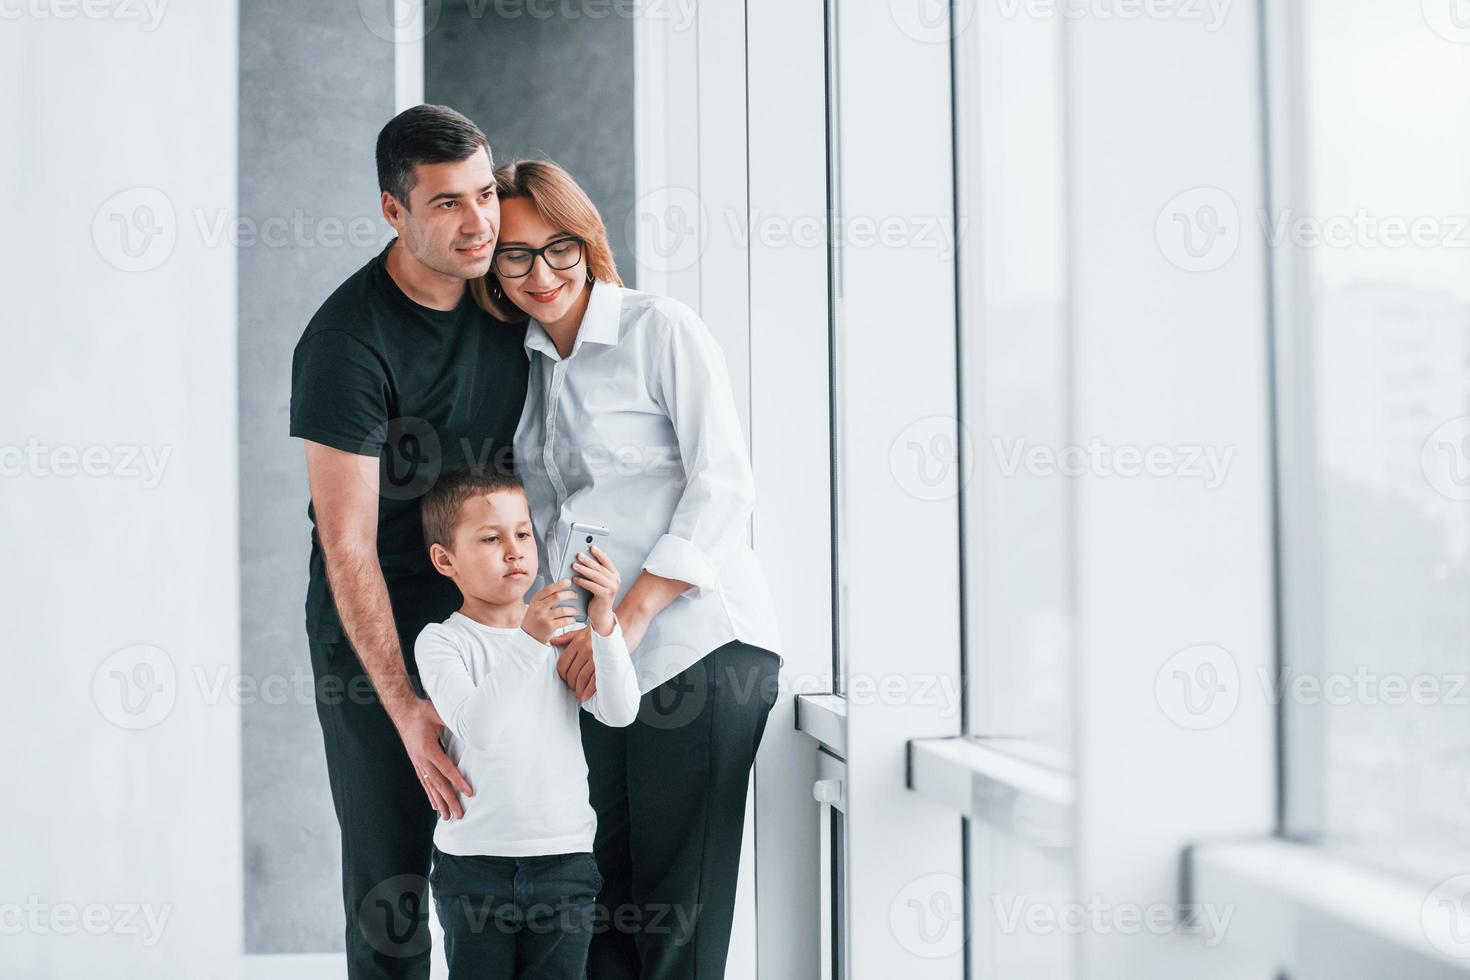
[
  {"xmin": 1274, "ymin": 0, "xmax": 1470, "ymax": 883},
  {"xmin": 955, "ymin": 0, "xmax": 1074, "ymax": 766}
]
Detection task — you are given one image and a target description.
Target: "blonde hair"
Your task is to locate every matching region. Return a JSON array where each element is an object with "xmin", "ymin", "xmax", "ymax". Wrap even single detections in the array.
[{"xmin": 472, "ymin": 159, "xmax": 623, "ymax": 318}]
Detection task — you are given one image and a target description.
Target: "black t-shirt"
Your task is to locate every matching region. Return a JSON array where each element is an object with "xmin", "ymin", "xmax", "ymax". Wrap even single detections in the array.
[{"xmin": 290, "ymin": 240, "xmax": 528, "ymax": 661}]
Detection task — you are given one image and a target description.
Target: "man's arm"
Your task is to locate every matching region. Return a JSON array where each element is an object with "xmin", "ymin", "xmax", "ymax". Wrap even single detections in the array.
[{"xmin": 304, "ymin": 440, "xmax": 473, "ymax": 819}]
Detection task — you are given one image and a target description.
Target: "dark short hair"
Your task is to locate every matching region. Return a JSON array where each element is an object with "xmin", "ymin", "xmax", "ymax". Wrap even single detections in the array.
[
  {"xmin": 421, "ymin": 467, "xmax": 527, "ymax": 551},
  {"xmin": 376, "ymin": 104, "xmax": 491, "ymax": 209}
]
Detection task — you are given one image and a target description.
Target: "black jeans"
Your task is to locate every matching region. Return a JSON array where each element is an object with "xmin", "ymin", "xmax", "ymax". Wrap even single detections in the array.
[
  {"xmin": 580, "ymin": 640, "xmax": 781, "ymax": 980},
  {"xmin": 310, "ymin": 637, "xmax": 438, "ymax": 980},
  {"xmin": 430, "ymin": 848, "xmax": 603, "ymax": 980}
]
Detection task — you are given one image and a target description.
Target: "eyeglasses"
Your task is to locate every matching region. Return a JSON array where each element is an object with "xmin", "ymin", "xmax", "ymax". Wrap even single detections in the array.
[{"xmin": 493, "ymin": 236, "xmax": 584, "ymax": 279}]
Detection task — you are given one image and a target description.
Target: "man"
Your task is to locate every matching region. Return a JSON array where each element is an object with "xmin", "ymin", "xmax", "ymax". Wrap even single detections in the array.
[{"xmin": 290, "ymin": 104, "xmax": 527, "ymax": 980}]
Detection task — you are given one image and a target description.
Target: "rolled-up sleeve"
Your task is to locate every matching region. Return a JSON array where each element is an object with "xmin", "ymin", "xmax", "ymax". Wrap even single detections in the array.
[{"xmin": 643, "ymin": 310, "xmax": 756, "ymax": 598}]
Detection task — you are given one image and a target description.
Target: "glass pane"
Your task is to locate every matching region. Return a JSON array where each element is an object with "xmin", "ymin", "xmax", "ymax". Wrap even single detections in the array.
[
  {"xmin": 968, "ymin": 822, "xmax": 1077, "ymax": 978},
  {"xmin": 1283, "ymin": 0, "xmax": 1470, "ymax": 875},
  {"xmin": 826, "ymin": 0, "xmax": 848, "ymax": 695},
  {"xmin": 957, "ymin": 0, "xmax": 1074, "ymax": 764}
]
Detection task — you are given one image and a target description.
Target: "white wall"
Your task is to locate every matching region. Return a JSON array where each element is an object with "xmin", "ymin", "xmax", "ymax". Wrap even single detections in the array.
[{"xmin": 0, "ymin": 5, "xmax": 241, "ymax": 977}]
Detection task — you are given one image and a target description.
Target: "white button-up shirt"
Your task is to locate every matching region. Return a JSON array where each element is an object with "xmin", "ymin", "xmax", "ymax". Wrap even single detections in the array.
[{"xmin": 514, "ymin": 280, "xmax": 783, "ymax": 693}]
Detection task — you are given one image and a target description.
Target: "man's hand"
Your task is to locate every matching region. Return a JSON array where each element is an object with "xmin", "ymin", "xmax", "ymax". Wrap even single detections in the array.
[
  {"xmin": 397, "ymin": 698, "xmax": 473, "ymax": 820},
  {"xmin": 305, "ymin": 440, "xmax": 471, "ymax": 820},
  {"xmin": 572, "ymin": 545, "xmax": 621, "ymax": 636},
  {"xmin": 522, "ymin": 579, "xmax": 581, "ymax": 644},
  {"xmin": 551, "ymin": 627, "xmax": 597, "ymax": 702}
]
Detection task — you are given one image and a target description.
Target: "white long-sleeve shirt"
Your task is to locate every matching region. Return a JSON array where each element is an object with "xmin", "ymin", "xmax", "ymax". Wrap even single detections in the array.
[
  {"xmin": 514, "ymin": 281, "xmax": 784, "ymax": 693},
  {"xmin": 414, "ymin": 614, "xmax": 640, "ymax": 857}
]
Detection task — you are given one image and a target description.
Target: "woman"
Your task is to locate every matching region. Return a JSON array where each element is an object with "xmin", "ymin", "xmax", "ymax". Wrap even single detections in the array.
[{"xmin": 474, "ymin": 159, "xmax": 784, "ymax": 980}]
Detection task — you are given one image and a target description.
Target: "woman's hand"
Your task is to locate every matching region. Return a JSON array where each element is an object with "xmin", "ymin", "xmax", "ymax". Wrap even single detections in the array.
[
  {"xmin": 522, "ymin": 579, "xmax": 581, "ymax": 644},
  {"xmin": 613, "ymin": 570, "xmax": 688, "ymax": 654},
  {"xmin": 572, "ymin": 545, "xmax": 621, "ymax": 636}
]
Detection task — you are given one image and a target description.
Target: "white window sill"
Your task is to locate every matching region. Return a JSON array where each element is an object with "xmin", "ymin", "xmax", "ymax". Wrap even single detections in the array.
[
  {"xmin": 795, "ymin": 693, "xmax": 847, "ymax": 759},
  {"xmin": 1189, "ymin": 839, "xmax": 1470, "ymax": 976},
  {"xmin": 906, "ymin": 736, "xmax": 1074, "ymax": 849}
]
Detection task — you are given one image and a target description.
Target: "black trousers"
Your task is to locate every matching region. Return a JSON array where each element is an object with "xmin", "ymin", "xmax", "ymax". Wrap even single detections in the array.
[
  {"xmin": 580, "ymin": 640, "xmax": 781, "ymax": 980},
  {"xmin": 430, "ymin": 847, "xmax": 603, "ymax": 980},
  {"xmin": 310, "ymin": 637, "xmax": 438, "ymax": 980}
]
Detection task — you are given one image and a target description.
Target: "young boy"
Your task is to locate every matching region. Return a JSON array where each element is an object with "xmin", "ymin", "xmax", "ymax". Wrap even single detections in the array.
[{"xmin": 413, "ymin": 467, "xmax": 640, "ymax": 979}]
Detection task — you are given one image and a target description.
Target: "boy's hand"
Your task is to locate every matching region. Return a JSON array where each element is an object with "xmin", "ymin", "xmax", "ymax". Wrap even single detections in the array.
[
  {"xmin": 522, "ymin": 579, "xmax": 582, "ymax": 644},
  {"xmin": 572, "ymin": 545, "xmax": 621, "ymax": 636}
]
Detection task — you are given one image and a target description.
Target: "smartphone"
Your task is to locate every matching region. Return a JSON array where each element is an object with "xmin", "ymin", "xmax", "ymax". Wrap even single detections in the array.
[{"xmin": 552, "ymin": 522, "xmax": 611, "ymax": 627}]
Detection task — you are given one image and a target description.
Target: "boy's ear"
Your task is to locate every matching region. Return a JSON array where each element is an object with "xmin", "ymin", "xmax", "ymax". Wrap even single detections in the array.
[{"xmin": 429, "ymin": 542, "xmax": 455, "ymax": 577}]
